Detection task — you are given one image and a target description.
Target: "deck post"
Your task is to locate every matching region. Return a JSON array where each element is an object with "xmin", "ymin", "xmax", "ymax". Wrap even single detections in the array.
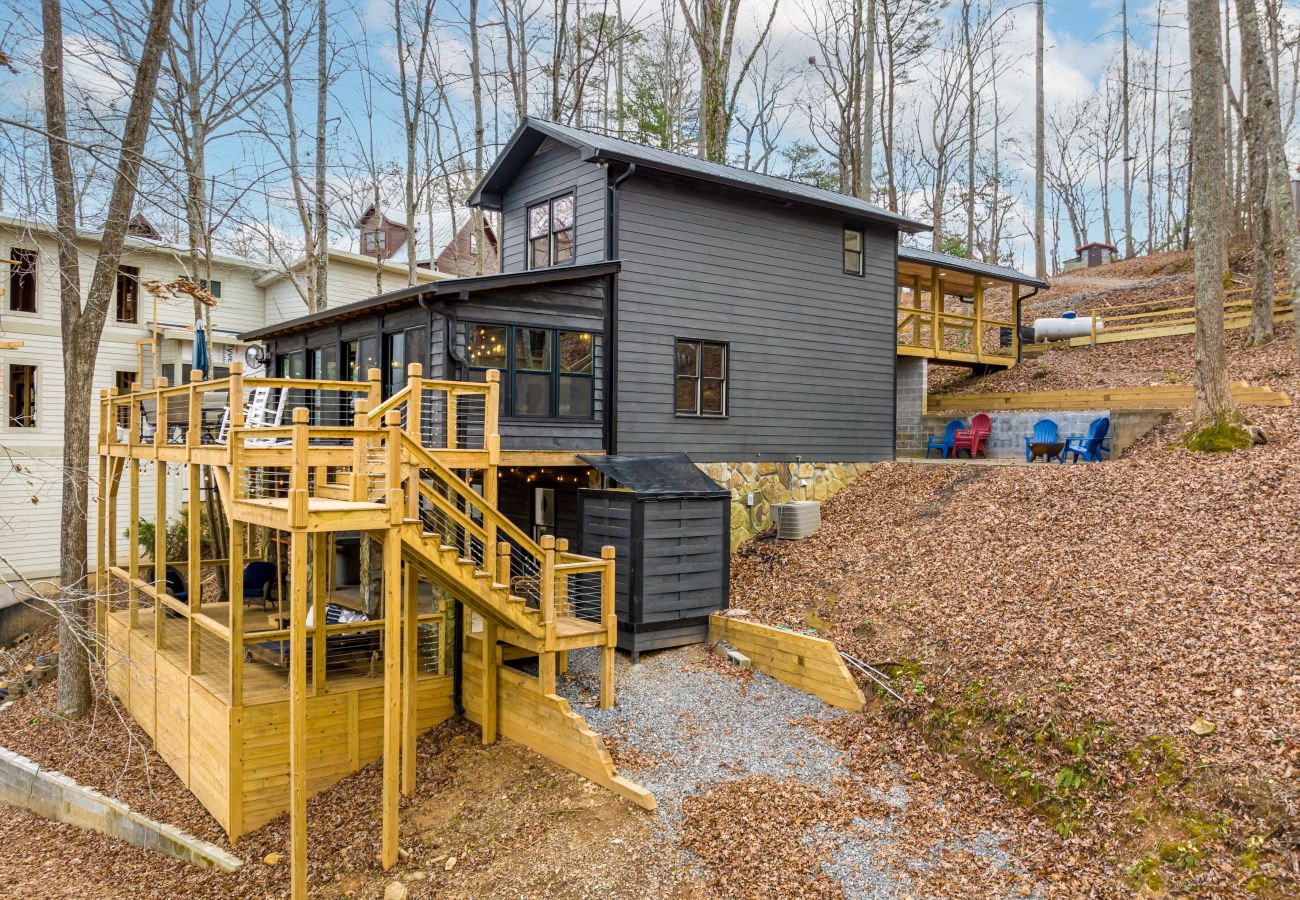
[
  {"xmin": 912, "ymin": 275, "xmax": 923, "ymax": 345},
  {"xmin": 187, "ymin": 460, "xmax": 201, "ymax": 672},
  {"xmin": 973, "ymin": 276, "xmax": 984, "ymax": 358},
  {"xmin": 351, "ymin": 400, "xmax": 370, "ymax": 502},
  {"xmin": 311, "ymin": 532, "xmax": 328, "ymax": 695},
  {"xmin": 153, "ymin": 422, "xmax": 167, "ymax": 650},
  {"xmin": 128, "ymin": 455, "xmax": 140, "ymax": 630},
  {"xmin": 405, "ymin": 363, "xmax": 423, "ymax": 515},
  {"xmin": 230, "ymin": 518, "xmax": 244, "ymax": 704},
  {"xmin": 481, "ymin": 618, "xmax": 498, "ymax": 745},
  {"xmin": 381, "ymin": 526, "xmax": 401, "ymax": 870},
  {"xmin": 366, "ymin": 367, "xmax": 382, "ymax": 411},
  {"xmin": 1012, "ymin": 283, "xmax": 1022, "ymax": 358},
  {"xmin": 288, "ymin": 529, "xmax": 309, "ymax": 900},
  {"xmin": 600, "ymin": 545, "xmax": 617, "ymax": 708},
  {"xmin": 554, "ymin": 538, "xmax": 570, "ymax": 676},
  {"xmin": 385, "ymin": 411, "xmax": 404, "ymax": 524},
  {"xmin": 538, "ymin": 535, "xmax": 558, "ymax": 694},
  {"xmin": 496, "ymin": 542, "xmax": 511, "ymax": 587},
  {"xmin": 929, "ymin": 267, "xmax": 943, "ymax": 356},
  {"xmin": 229, "ymin": 361, "xmax": 244, "ymax": 429},
  {"xmin": 289, "ymin": 408, "xmax": 310, "ymax": 529},
  {"xmin": 402, "ymin": 569, "xmax": 418, "ymax": 793}
]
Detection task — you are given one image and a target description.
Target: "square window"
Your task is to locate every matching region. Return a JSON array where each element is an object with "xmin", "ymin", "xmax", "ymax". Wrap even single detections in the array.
[
  {"xmin": 674, "ymin": 339, "xmax": 727, "ymax": 417},
  {"xmin": 525, "ymin": 192, "xmax": 576, "ymax": 268},
  {"xmin": 514, "ymin": 327, "xmax": 551, "ymax": 372},
  {"xmin": 559, "ymin": 331, "xmax": 593, "ymax": 374},
  {"xmin": 467, "ymin": 324, "xmax": 508, "ymax": 369}
]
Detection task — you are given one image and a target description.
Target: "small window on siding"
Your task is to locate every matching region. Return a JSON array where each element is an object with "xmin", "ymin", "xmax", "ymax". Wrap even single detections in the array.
[
  {"xmin": 843, "ymin": 228, "xmax": 864, "ymax": 275},
  {"xmin": 8, "ymin": 248, "xmax": 37, "ymax": 312},
  {"xmin": 8, "ymin": 364, "xmax": 37, "ymax": 427},
  {"xmin": 116, "ymin": 265, "xmax": 140, "ymax": 322},
  {"xmin": 526, "ymin": 191, "xmax": 576, "ymax": 268},
  {"xmin": 675, "ymin": 339, "xmax": 727, "ymax": 417}
]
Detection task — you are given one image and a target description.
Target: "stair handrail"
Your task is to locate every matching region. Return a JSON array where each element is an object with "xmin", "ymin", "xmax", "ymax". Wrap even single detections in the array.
[{"xmin": 368, "ymin": 381, "xmax": 411, "ymax": 424}]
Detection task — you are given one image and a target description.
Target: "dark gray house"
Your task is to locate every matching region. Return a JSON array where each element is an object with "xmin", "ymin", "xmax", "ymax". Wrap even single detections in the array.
[{"xmin": 243, "ymin": 119, "xmax": 976, "ymax": 654}]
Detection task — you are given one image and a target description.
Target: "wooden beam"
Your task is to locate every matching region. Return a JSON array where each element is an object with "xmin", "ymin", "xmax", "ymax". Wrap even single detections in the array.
[
  {"xmin": 499, "ymin": 450, "xmax": 600, "ymax": 467},
  {"xmin": 972, "ymin": 276, "xmax": 984, "ymax": 357},
  {"xmin": 153, "ymin": 449, "xmax": 166, "ymax": 649},
  {"xmin": 187, "ymin": 462, "xmax": 201, "ymax": 671},
  {"xmin": 311, "ymin": 532, "xmax": 328, "ymax": 694},
  {"xmin": 929, "ymin": 266, "xmax": 942, "ymax": 355},
  {"xmin": 288, "ymin": 529, "xmax": 309, "ymax": 900},
  {"xmin": 600, "ymin": 546, "xmax": 616, "ymax": 709},
  {"xmin": 401, "ymin": 568, "xmax": 418, "ymax": 793},
  {"xmin": 229, "ymin": 518, "xmax": 244, "ymax": 704},
  {"xmin": 381, "ymin": 526, "xmax": 401, "ymax": 870},
  {"xmin": 128, "ymin": 460, "xmax": 139, "ymax": 629},
  {"xmin": 481, "ymin": 618, "xmax": 498, "ymax": 744}
]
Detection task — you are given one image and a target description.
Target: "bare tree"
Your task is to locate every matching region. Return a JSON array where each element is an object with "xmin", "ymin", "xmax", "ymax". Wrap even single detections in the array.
[
  {"xmin": 677, "ymin": 0, "xmax": 780, "ymax": 162},
  {"xmin": 1033, "ymin": 0, "xmax": 1045, "ymax": 278},
  {"xmin": 1186, "ymin": 0, "xmax": 1237, "ymax": 431},
  {"xmin": 392, "ymin": 0, "xmax": 439, "ymax": 283},
  {"xmin": 1237, "ymin": 0, "xmax": 1300, "ymax": 363},
  {"xmin": 41, "ymin": 0, "xmax": 176, "ymax": 718},
  {"xmin": 875, "ymin": 0, "xmax": 939, "ymax": 212}
]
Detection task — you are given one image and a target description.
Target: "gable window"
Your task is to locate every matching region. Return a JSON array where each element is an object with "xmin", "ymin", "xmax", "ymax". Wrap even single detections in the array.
[
  {"xmin": 8, "ymin": 247, "xmax": 37, "ymax": 312},
  {"xmin": 362, "ymin": 229, "xmax": 386, "ymax": 255},
  {"xmin": 843, "ymin": 228, "xmax": 864, "ymax": 275},
  {"xmin": 526, "ymin": 191, "xmax": 575, "ymax": 268},
  {"xmin": 116, "ymin": 265, "xmax": 140, "ymax": 322},
  {"xmin": 464, "ymin": 322, "xmax": 594, "ymax": 419},
  {"xmin": 675, "ymin": 339, "xmax": 726, "ymax": 417},
  {"xmin": 7, "ymin": 364, "xmax": 37, "ymax": 427}
]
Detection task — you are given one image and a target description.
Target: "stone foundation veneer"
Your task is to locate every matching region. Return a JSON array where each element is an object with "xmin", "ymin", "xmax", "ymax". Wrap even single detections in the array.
[{"xmin": 698, "ymin": 461, "xmax": 873, "ymax": 550}]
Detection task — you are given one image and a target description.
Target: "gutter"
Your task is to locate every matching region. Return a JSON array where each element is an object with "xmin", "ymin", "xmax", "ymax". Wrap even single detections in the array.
[{"xmin": 1015, "ymin": 286, "xmax": 1041, "ymax": 365}]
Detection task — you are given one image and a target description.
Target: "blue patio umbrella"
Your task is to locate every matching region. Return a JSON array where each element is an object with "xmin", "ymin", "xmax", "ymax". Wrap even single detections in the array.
[{"xmin": 193, "ymin": 318, "xmax": 210, "ymax": 378}]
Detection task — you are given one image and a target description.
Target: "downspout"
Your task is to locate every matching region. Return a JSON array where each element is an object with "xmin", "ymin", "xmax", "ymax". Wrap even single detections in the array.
[
  {"xmin": 1015, "ymin": 285, "xmax": 1041, "ymax": 365},
  {"xmin": 604, "ymin": 163, "xmax": 636, "ymax": 454}
]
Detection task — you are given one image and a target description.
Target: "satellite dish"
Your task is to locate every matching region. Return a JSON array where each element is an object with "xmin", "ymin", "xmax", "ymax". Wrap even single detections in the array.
[{"xmin": 244, "ymin": 344, "xmax": 267, "ymax": 370}]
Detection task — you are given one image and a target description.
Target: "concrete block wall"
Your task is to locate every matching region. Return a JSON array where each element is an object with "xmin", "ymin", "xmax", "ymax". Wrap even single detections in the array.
[
  {"xmin": 894, "ymin": 357, "xmax": 928, "ymax": 456},
  {"xmin": 908, "ymin": 408, "xmax": 1170, "ymax": 459}
]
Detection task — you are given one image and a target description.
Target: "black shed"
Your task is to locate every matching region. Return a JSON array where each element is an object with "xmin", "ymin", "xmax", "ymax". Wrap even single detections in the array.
[{"xmin": 577, "ymin": 454, "xmax": 730, "ymax": 660}]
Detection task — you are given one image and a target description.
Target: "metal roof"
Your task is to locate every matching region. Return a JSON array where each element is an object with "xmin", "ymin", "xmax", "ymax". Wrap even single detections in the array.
[
  {"xmin": 470, "ymin": 119, "xmax": 931, "ymax": 234},
  {"xmin": 239, "ymin": 261, "xmax": 619, "ymax": 341},
  {"xmin": 578, "ymin": 453, "xmax": 729, "ymax": 499},
  {"xmin": 897, "ymin": 245, "xmax": 1049, "ymax": 290}
]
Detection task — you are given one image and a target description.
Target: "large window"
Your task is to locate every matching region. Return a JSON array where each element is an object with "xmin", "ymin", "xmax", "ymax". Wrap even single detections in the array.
[
  {"xmin": 7, "ymin": 364, "xmax": 37, "ymax": 427},
  {"xmin": 8, "ymin": 247, "xmax": 37, "ymax": 313},
  {"xmin": 843, "ymin": 228, "xmax": 864, "ymax": 276},
  {"xmin": 343, "ymin": 336, "xmax": 380, "ymax": 381},
  {"xmin": 526, "ymin": 191, "xmax": 575, "ymax": 268},
  {"xmin": 675, "ymin": 339, "xmax": 727, "ymax": 417},
  {"xmin": 116, "ymin": 265, "xmax": 140, "ymax": 322},
  {"xmin": 465, "ymin": 323, "xmax": 594, "ymax": 419}
]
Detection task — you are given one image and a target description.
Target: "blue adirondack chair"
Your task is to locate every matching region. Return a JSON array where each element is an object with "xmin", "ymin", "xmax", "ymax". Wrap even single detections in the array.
[
  {"xmin": 926, "ymin": 419, "xmax": 966, "ymax": 458},
  {"xmin": 1064, "ymin": 416, "xmax": 1111, "ymax": 463},
  {"xmin": 242, "ymin": 561, "xmax": 278, "ymax": 608},
  {"xmin": 1024, "ymin": 418, "xmax": 1062, "ymax": 462},
  {"xmin": 163, "ymin": 566, "xmax": 188, "ymax": 602}
]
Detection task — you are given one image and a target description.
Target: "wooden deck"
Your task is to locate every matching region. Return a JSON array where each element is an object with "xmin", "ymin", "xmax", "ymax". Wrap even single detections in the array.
[
  {"xmin": 95, "ymin": 363, "xmax": 638, "ymax": 899},
  {"xmin": 896, "ymin": 258, "xmax": 1024, "ymax": 369}
]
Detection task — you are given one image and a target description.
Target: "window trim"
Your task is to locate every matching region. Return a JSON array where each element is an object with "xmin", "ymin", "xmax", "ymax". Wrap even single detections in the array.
[
  {"xmin": 5, "ymin": 361, "xmax": 40, "ymax": 430},
  {"xmin": 843, "ymin": 227, "xmax": 865, "ymax": 276},
  {"xmin": 525, "ymin": 187, "xmax": 577, "ymax": 270},
  {"xmin": 463, "ymin": 320, "xmax": 598, "ymax": 421},
  {"xmin": 7, "ymin": 247, "xmax": 39, "ymax": 316},
  {"xmin": 674, "ymin": 338, "xmax": 728, "ymax": 418}
]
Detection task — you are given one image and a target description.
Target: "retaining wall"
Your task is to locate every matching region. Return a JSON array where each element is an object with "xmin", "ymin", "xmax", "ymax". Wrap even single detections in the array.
[{"xmin": 906, "ymin": 408, "xmax": 1169, "ymax": 459}]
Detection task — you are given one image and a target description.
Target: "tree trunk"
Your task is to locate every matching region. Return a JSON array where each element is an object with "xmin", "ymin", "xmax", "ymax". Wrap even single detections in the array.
[
  {"xmin": 1034, "ymin": 0, "xmax": 1046, "ymax": 279},
  {"xmin": 1246, "ymin": 93, "xmax": 1275, "ymax": 346},
  {"xmin": 1187, "ymin": 0, "xmax": 1237, "ymax": 429},
  {"xmin": 42, "ymin": 0, "xmax": 176, "ymax": 718},
  {"xmin": 1121, "ymin": 0, "xmax": 1134, "ymax": 258},
  {"xmin": 315, "ymin": 0, "xmax": 329, "ymax": 307},
  {"xmin": 1236, "ymin": 0, "xmax": 1300, "ymax": 364}
]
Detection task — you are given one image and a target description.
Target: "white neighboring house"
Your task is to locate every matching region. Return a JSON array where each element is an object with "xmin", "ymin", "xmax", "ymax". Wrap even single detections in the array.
[{"xmin": 0, "ymin": 213, "xmax": 448, "ymax": 614}]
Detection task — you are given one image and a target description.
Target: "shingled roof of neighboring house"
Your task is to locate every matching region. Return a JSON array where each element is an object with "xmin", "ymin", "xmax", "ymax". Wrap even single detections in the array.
[
  {"xmin": 898, "ymin": 245, "xmax": 1049, "ymax": 289},
  {"xmin": 469, "ymin": 118, "xmax": 931, "ymax": 234}
]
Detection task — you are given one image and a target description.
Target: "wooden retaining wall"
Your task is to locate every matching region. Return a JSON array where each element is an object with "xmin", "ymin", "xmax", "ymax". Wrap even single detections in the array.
[
  {"xmin": 927, "ymin": 381, "xmax": 1291, "ymax": 414},
  {"xmin": 708, "ymin": 614, "xmax": 866, "ymax": 712},
  {"xmin": 462, "ymin": 633, "xmax": 655, "ymax": 810}
]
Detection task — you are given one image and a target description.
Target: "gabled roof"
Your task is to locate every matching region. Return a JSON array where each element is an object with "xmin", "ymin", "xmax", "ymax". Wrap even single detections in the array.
[
  {"xmin": 1075, "ymin": 241, "xmax": 1117, "ymax": 253},
  {"xmin": 239, "ymin": 260, "xmax": 620, "ymax": 341},
  {"xmin": 897, "ymin": 245, "xmax": 1049, "ymax": 290},
  {"xmin": 469, "ymin": 119, "xmax": 930, "ymax": 234}
]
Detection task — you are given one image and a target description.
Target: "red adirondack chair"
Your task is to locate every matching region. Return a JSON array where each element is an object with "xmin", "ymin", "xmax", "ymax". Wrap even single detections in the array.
[{"xmin": 952, "ymin": 412, "xmax": 991, "ymax": 458}]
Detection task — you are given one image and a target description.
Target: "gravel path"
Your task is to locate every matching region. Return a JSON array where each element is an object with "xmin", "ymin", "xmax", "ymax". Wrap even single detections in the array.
[{"xmin": 556, "ymin": 645, "xmax": 1041, "ymax": 898}]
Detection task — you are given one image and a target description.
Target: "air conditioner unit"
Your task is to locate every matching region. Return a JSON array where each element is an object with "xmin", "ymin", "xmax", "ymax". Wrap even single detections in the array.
[{"xmin": 773, "ymin": 500, "xmax": 820, "ymax": 540}]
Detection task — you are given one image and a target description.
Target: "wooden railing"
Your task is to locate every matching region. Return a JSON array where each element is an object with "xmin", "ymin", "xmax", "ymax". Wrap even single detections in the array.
[{"xmin": 895, "ymin": 268, "xmax": 1020, "ymax": 366}]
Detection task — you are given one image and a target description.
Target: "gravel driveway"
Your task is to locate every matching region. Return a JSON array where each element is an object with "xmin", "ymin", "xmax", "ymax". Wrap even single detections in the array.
[{"xmin": 557, "ymin": 645, "xmax": 1043, "ymax": 898}]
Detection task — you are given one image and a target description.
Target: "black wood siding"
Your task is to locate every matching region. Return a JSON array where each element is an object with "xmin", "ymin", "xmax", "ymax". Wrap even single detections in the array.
[
  {"xmin": 613, "ymin": 174, "xmax": 898, "ymax": 461},
  {"xmin": 499, "ymin": 138, "xmax": 607, "ymax": 270}
]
